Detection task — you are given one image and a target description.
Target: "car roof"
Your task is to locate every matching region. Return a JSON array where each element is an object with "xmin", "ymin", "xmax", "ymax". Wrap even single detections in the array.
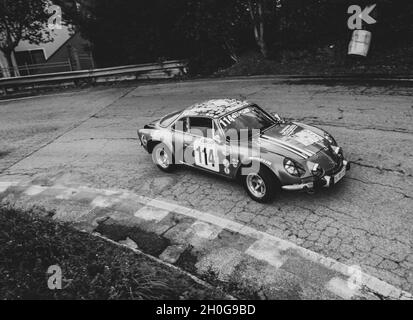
[{"xmin": 182, "ymin": 99, "xmax": 252, "ymax": 119}]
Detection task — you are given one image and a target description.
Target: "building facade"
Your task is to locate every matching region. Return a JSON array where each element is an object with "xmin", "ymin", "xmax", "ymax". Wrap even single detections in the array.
[{"xmin": 0, "ymin": 25, "xmax": 94, "ymax": 78}]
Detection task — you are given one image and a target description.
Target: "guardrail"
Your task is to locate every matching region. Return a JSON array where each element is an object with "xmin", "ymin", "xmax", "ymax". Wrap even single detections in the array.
[
  {"xmin": 1, "ymin": 60, "xmax": 73, "ymax": 76},
  {"xmin": 0, "ymin": 60, "xmax": 188, "ymax": 96}
]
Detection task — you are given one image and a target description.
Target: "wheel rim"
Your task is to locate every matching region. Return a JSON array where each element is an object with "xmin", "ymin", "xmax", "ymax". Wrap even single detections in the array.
[
  {"xmin": 156, "ymin": 147, "xmax": 170, "ymax": 168},
  {"xmin": 246, "ymin": 173, "xmax": 266, "ymax": 198}
]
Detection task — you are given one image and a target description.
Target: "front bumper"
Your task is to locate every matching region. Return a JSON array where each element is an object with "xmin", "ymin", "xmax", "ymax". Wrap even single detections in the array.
[{"xmin": 281, "ymin": 160, "xmax": 350, "ymax": 191}]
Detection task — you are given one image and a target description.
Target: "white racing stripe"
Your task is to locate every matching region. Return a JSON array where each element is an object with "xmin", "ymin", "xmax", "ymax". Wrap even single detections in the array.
[
  {"xmin": 260, "ymin": 136, "xmax": 307, "ymax": 158},
  {"xmin": 261, "ymin": 135, "xmax": 314, "ymax": 158}
]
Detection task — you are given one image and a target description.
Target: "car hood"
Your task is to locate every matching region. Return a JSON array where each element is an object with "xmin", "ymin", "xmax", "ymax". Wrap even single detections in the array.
[{"xmin": 259, "ymin": 122, "xmax": 330, "ymax": 159}]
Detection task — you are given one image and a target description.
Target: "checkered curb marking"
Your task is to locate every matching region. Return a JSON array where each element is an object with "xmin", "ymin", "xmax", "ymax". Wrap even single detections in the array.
[{"xmin": 0, "ymin": 180, "xmax": 412, "ymax": 300}]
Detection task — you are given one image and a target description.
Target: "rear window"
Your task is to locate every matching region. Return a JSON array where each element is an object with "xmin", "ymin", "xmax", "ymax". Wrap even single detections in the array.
[{"xmin": 159, "ymin": 110, "xmax": 182, "ymax": 127}]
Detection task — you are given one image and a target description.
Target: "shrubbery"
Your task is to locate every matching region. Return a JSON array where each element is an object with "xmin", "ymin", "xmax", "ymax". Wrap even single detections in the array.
[{"xmin": 0, "ymin": 206, "xmax": 223, "ymax": 300}]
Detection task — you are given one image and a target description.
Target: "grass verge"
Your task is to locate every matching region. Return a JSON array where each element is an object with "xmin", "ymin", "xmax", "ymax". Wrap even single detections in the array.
[{"xmin": 0, "ymin": 206, "xmax": 225, "ymax": 300}]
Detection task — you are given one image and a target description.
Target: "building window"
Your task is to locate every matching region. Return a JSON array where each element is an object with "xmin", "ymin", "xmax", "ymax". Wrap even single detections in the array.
[{"xmin": 15, "ymin": 49, "xmax": 46, "ymax": 66}]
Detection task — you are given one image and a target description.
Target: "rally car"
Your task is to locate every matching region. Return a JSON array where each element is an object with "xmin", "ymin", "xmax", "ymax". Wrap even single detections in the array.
[{"xmin": 138, "ymin": 99, "xmax": 350, "ymax": 203}]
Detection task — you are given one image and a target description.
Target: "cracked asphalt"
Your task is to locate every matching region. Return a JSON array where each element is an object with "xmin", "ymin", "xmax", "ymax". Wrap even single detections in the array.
[{"xmin": 0, "ymin": 78, "xmax": 412, "ymax": 294}]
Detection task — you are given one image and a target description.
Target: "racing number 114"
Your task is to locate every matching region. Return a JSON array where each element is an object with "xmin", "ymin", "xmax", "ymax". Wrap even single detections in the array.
[{"xmin": 194, "ymin": 141, "xmax": 219, "ymax": 172}]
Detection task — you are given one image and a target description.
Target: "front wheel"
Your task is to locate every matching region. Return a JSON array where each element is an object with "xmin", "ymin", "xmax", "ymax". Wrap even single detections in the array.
[
  {"xmin": 242, "ymin": 166, "xmax": 278, "ymax": 203},
  {"xmin": 152, "ymin": 143, "xmax": 175, "ymax": 173}
]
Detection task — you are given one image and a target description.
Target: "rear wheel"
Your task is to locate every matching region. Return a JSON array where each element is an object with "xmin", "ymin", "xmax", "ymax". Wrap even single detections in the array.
[
  {"xmin": 242, "ymin": 166, "xmax": 278, "ymax": 203},
  {"xmin": 152, "ymin": 143, "xmax": 175, "ymax": 173}
]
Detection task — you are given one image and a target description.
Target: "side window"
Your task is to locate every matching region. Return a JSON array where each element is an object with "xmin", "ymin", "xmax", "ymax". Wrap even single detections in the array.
[
  {"xmin": 189, "ymin": 117, "xmax": 213, "ymax": 137},
  {"xmin": 173, "ymin": 117, "xmax": 188, "ymax": 132}
]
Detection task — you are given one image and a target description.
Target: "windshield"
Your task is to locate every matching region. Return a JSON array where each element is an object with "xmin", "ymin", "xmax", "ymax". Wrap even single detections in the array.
[
  {"xmin": 159, "ymin": 110, "xmax": 182, "ymax": 127},
  {"xmin": 218, "ymin": 105, "xmax": 275, "ymax": 137}
]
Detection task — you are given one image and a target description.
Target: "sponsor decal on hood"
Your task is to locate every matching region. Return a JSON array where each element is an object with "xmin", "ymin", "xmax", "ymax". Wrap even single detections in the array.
[
  {"xmin": 280, "ymin": 124, "xmax": 298, "ymax": 137},
  {"xmin": 261, "ymin": 123, "xmax": 327, "ymax": 158}
]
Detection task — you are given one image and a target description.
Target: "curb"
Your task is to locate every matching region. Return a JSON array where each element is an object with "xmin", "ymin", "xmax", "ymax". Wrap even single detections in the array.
[
  {"xmin": 0, "ymin": 180, "xmax": 412, "ymax": 300},
  {"xmin": 90, "ymin": 231, "xmax": 236, "ymax": 300}
]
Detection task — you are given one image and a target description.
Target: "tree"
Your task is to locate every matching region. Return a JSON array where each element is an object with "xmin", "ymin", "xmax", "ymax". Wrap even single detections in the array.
[
  {"xmin": 52, "ymin": 0, "xmax": 413, "ymax": 74},
  {"xmin": 244, "ymin": 0, "xmax": 281, "ymax": 58},
  {"xmin": 52, "ymin": 0, "xmax": 94, "ymax": 30},
  {"xmin": 0, "ymin": 0, "xmax": 52, "ymax": 77},
  {"xmin": 55, "ymin": 0, "xmax": 184, "ymax": 67},
  {"xmin": 178, "ymin": 0, "xmax": 250, "ymax": 63}
]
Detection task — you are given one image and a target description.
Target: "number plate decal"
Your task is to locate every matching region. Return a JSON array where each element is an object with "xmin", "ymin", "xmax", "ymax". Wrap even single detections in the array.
[
  {"xmin": 194, "ymin": 139, "xmax": 219, "ymax": 172},
  {"xmin": 334, "ymin": 166, "xmax": 346, "ymax": 184}
]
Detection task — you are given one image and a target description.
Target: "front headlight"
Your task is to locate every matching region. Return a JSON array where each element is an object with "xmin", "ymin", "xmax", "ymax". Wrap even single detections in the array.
[
  {"xmin": 324, "ymin": 132, "xmax": 337, "ymax": 146},
  {"xmin": 283, "ymin": 158, "xmax": 306, "ymax": 177}
]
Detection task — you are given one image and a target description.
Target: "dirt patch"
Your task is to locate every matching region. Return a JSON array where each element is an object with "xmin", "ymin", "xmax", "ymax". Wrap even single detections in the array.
[
  {"xmin": 175, "ymin": 246, "xmax": 199, "ymax": 274},
  {"xmin": 175, "ymin": 246, "xmax": 263, "ymax": 300},
  {"xmin": 95, "ymin": 218, "xmax": 171, "ymax": 257}
]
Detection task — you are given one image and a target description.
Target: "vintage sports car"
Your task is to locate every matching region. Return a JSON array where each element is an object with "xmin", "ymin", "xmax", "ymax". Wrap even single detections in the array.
[{"xmin": 138, "ymin": 99, "xmax": 350, "ymax": 203}]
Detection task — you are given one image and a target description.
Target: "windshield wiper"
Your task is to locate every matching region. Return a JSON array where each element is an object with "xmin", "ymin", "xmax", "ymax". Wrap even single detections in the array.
[{"xmin": 261, "ymin": 122, "xmax": 279, "ymax": 133}]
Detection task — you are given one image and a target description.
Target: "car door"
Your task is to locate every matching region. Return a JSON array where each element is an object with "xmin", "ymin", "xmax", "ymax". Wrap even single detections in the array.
[
  {"xmin": 214, "ymin": 120, "xmax": 241, "ymax": 178},
  {"xmin": 171, "ymin": 116, "xmax": 190, "ymax": 165},
  {"xmin": 188, "ymin": 117, "xmax": 220, "ymax": 173}
]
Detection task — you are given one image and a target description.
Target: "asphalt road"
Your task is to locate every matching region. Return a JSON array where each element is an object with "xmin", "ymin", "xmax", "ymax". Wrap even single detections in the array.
[{"xmin": 0, "ymin": 78, "xmax": 412, "ymax": 295}]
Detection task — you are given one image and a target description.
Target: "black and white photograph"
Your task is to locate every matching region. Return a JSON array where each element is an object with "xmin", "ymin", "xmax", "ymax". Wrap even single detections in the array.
[{"xmin": 0, "ymin": 0, "xmax": 412, "ymax": 306}]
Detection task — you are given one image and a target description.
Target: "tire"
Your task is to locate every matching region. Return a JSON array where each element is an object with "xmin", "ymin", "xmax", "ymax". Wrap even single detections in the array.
[
  {"xmin": 152, "ymin": 143, "xmax": 175, "ymax": 173},
  {"xmin": 242, "ymin": 165, "xmax": 279, "ymax": 203}
]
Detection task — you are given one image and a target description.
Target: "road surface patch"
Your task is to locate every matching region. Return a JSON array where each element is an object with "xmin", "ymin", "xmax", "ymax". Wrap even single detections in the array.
[
  {"xmin": 91, "ymin": 195, "xmax": 121, "ymax": 208},
  {"xmin": 195, "ymin": 247, "xmax": 245, "ymax": 282},
  {"xmin": 0, "ymin": 181, "xmax": 17, "ymax": 193},
  {"xmin": 246, "ymin": 238, "xmax": 290, "ymax": 269},
  {"xmin": 0, "ymin": 180, "xmax": 411, "ymax": 300},
  {"xmin": 135, "ymin": 205, "xmax": 170, "ymax": 222},
  {"xmin": 23, "ymin": 185, "xmax": 49, "ymax": 196},
  {"xmin": 186, "ymin": 221, "xmax": 222, "ymax": 242},
  {"xmin": 326, "ymin": 277, "xmax": 361, "ymax": 300}
]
